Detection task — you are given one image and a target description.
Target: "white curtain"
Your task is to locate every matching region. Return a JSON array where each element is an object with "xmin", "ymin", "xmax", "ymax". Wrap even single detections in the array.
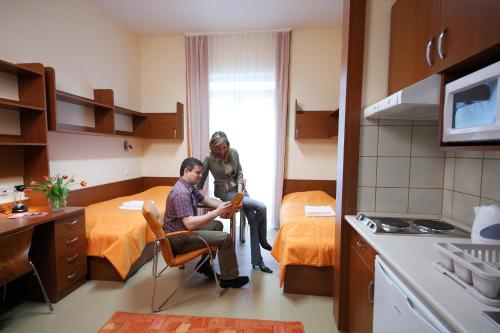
[{"xmin": 208, "ymin": 33, "xmax": 279, "ymax": 226}]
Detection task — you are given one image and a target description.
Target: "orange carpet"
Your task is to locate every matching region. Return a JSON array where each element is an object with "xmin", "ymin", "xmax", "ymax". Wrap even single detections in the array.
[{"xmin": 98, "ymin": 311, "xmax": 304, "ymax": 333}]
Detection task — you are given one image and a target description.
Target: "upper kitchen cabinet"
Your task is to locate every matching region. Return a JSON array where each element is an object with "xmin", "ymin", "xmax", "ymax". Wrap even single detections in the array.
[
  {"xmin": 388, "ymin": 0, "xmax": 440, "ymax": 95},
  {"xmin": 388, "ymin": 0, "xmax": 500, "ymax": 94}
]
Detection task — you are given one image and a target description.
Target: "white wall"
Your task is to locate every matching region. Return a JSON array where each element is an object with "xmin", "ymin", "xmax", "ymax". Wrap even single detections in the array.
[
  {"xmin": 140, "ymin": 36, "xmax": 188, "ymax": 177},
  {"xmin": 0, "ymin": 0, "xmax": 142, "ymax": 191},
  {"xmin": 286, "ymin": 29, "xmax": 341, "ymax": 180}
]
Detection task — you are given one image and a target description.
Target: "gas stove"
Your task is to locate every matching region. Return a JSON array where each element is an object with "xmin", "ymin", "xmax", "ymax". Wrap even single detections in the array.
[{"xmin": 356, "ymin": 213, "xmax": 470, "ymax": 237}]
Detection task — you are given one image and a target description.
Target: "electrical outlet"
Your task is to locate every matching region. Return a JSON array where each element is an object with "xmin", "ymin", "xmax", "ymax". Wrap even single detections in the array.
[{"xmin": 0, "ymin": 186, "xmax": 8, "ymax": 196}]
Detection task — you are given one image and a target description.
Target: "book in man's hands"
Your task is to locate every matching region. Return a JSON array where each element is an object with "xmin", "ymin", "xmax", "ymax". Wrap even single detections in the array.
[{"xmin": 229, "ymin": 192, "xmax": 244, "ymax": 215}]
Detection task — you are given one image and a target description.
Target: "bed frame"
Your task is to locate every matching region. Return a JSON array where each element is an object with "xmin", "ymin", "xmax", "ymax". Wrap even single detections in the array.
[
  {"xmin": 68, "ymin": 177, "xmax": 177, "ymax": 282},
  {"xmin": 281, "ymin": 179, "xmax": 336, "ymax": 296}
]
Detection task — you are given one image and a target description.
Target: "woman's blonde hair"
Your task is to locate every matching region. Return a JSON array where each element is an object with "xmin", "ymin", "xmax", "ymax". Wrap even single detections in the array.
[{"xmin": 209, "ymin": 131, "xmax": 231, "ymax": 163}]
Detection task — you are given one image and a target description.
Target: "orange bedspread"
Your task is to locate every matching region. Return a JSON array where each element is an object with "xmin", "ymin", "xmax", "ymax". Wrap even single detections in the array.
[
  {"xmin": 85, "ymin": 186, "xmax": 172, "ymax": 279},
  {"xmin": 271, "ymin": 191, "xmax": 336, "ymax": 286}
]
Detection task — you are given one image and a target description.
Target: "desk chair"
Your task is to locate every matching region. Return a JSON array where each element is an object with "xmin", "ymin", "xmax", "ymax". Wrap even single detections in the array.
[
  {"xmin": 0, "ymin": 227, "xmax": 53, "ymax": 312},
  {"xmin": 142, "ymin": 201, "xmax": 222, "ymax": 312}
]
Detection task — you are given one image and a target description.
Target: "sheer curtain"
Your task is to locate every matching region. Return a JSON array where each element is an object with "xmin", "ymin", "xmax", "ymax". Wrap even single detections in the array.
[{"xmin": 208, "ymin": 33, "xmax": 278, "ymax": 226}]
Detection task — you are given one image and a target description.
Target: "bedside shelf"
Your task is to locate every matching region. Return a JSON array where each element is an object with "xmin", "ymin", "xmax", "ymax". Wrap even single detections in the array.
[{"xmin": 294, "ymin": 100, "xmax": 339, "ymax": 139}]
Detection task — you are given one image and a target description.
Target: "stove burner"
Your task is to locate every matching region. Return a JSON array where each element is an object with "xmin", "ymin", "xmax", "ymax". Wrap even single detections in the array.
[
  {"xmin": 413, "ymin": 220, "xmax": 455, "ymax": 233},
  {"xmin": 378, "ymin": 218, "xmax": 411, "ymax": 232}
]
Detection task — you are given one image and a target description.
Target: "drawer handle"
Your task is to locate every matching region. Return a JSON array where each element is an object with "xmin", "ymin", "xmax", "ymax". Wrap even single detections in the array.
[
  {"xmin": 66, "ymin": 253, "xmax": 79, "ymax": 263},
  {"xmin": 356, "ymin": 239, "xmax": 367, "ymax": 251},
  {"xmin": 64, "ymin": 219, "xmax": 79, "ymax": 228},
  {"xmin": 65, "ymin": 237, "xmax": 79, "ymax": 246},
  {"xmin": 368, "ymin": 280, "xmax": 374, "ymax": 304},
  {"xmin": 67, "ymin": 272, "xmax": 79, "ymax": 281}
]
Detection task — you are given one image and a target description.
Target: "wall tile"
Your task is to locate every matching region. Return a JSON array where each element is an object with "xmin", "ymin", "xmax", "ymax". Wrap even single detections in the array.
[
  {"xmin": 442, "ymin": 189, "xmax": 453, "ymax": 217},
  {"xmin": 359, "ymin": 125, "xmax": 378, "ymax": 156},
  {"xmin": 480, "ymin": 197, "xmax": 500, "ymax": 207},
  {"xmin": 377, "ymin": 157, "xmax": 410, "ymax": 187},
  {"xmin": 379, "ymin": 119, "xmax": 412, "ymax": 126},
  {"xmin": 361, "ymin": 117, "xmax": 379, "ymax": 126},
  {"xmin": 409, "ymin": 188, "xmax": 442, "ymax": 214},
  {"xmin": 377, "ymin": 126, "xmax": 411, "ymax": 156},
  {"xmin": 413, "ymin": 120, "xmax": 439, "ymax": 126},
  {"xmin": 376, "ymin": 187, "xmax": 408, "ymax": 213},
  {"xmin": 444, "ymin": 158, "xmax": 455, "ymax": 190},
  {"xmin": 484, "ymin": 151, "xmax": 500, "ymax": 159},
  {"xmin": 454, "ymin": 158, "xmax": 482, "ymax": 196},
  {"xmin": 411, "ymin": 126, "xmax": 444, "ymax": 157},
  {"xmin": 482, "ymin": 159, "xmax": 500, "ymax": 201},
  {"xmin": 409, "ymin": 158, "xmax": 444, "ymax": 188},
  {"xmin": 358, "ymin": 187, "xmax": 375, "ymax": 212},
  {"xmin": 452, "ymin": 192, "xmax": 480, "ymax": 226},
  {"xmin": 446, "ymin": 151, "xmax": 456, "ymax": 158},
  {"xmin": 358, "ymin": 157, "xmax": 377, "ymax": 187},
  {"xmin": 456, "ymin": 151, "xmax": 484, "ymax": 158}
]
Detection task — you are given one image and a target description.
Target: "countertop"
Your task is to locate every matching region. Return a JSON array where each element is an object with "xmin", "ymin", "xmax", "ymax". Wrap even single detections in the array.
[{"xmin": 345, "ymin": 214, "xmax": 500, "ymax": 333}]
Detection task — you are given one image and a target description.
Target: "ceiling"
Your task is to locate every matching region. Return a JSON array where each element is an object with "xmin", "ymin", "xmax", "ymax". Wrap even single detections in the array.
[{"xmin": 94, "ymin": 0, "xmax": 343, "ymax": 36}]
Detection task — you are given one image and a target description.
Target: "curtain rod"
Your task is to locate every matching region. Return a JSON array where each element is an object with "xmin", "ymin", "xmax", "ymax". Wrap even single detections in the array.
[{"xmin": 185, "ymin": 28, "xmax": 291, "ymax": 37}]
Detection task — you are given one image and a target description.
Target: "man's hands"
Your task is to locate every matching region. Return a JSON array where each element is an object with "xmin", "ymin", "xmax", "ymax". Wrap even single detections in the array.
[{"xmin": 215, "ymin": 201, "xmax": 233, "ymax": 219}]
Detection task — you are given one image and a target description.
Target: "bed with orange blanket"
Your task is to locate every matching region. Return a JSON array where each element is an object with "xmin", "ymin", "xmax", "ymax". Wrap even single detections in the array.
[
  {"xmin": 271, "ymin": 191, "xmax": 335, "ymax": 296},
  {"xmin": 85, "ymin": 186, "xmax": 172, "ymax": 281}
]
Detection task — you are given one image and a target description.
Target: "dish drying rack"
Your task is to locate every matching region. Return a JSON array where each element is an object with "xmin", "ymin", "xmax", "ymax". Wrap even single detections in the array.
[{"xmin": 434, "ymin": 243, "xmax": 500, "ymax": 307}]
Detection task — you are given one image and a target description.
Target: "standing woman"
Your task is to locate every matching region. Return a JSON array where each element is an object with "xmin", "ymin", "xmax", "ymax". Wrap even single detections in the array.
[{"xmin": 197, "ymin": 131, "xmax": 273, "ymax": 273}]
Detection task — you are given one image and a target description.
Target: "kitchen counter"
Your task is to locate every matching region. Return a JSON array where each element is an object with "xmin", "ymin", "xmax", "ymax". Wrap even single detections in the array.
[{"xmin": 345, "ymin": 214, "xmax": 499, "ymax": 333}]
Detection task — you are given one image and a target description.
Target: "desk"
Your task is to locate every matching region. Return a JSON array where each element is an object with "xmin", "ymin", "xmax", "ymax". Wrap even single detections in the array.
[{"xmin": 0, "ymin": 206, "xmax": 86, "ymax": 302}]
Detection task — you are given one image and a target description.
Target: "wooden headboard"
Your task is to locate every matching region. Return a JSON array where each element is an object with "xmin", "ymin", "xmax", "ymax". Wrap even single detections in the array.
[{"xmin": 282, "ymin": 179, "xmax": 337, "ymax": 199}]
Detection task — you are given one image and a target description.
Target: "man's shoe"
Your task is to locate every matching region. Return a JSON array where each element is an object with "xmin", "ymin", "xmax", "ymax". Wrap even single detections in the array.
[{"xmin": 219, "ymin": 276, "xmax": 249, "ymax": 288}]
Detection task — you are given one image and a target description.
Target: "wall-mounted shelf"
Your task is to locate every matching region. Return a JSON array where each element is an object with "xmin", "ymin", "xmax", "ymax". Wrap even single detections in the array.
[
  {"xmin": 114, "ymin": 106, "xmax": 148, "ymax": 137},
  {"xmin": 0, "ymin": 97, "xmax": 45, "ymax": 112},
  {"xmin": 146, "ymin": 102, "xmax": 184, "ymax": 140},
  {"xmin": 294, "ymin": 100, "xmax": 339, "ymax": 139},
  {"xmin": 0, "ymin": 59, "xmax": 44, "ymax": 77}
]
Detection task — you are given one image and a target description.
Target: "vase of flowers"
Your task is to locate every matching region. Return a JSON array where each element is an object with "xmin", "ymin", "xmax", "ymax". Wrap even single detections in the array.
[{"xmin": 26, "ymin": 174, "xmax": 87, "ymax": 211}]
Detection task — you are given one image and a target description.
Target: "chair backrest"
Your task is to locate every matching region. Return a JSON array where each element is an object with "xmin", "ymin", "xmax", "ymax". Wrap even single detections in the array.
[
  {"xmin": 142, "ymin": 201, "xmax": 176, "ymax": 265},
  {"xmin": 0, "ymin": 227, "xmax": 34, "ymax": 285}
]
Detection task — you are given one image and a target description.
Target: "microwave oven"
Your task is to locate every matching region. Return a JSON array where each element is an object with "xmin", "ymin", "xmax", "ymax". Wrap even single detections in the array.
[{"xmin": 442, "ymin": 60, "xmax": 500, "ymax": 143}]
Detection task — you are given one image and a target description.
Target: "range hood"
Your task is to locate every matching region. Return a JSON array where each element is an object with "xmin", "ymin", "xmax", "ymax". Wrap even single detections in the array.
[{"xmin": 363, "ymin": 75, "xmax": 441, "ymax": 120}]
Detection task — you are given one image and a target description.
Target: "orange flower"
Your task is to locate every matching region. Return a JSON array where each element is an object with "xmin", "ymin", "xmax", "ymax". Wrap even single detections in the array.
[
  {"xmin": 80, "ymin": 181, "xmax": 87, "ymax": 187},
  {"xmin": 42, "ymin": 176, "xmax": 49, "ymax": 181},
  {"xmin": 62, "ymin": 175, "xmax": 68, "ymax": 179},
  {"xmin": 29, "ymin": 180, "xmax": 38, "ymax": 186},
  {"xmin": 46, "ymin": 184, "xmax": 53, "ymax": 190},
  {"xmin": 23, "ymin": 189, "xmax": 32, "ymax": 193}
]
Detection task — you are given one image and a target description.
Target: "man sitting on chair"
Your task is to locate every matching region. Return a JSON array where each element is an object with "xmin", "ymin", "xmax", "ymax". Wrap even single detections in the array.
[{"xmin": 163, "ymin": 157, "xmax": 249, "ymax": 289}]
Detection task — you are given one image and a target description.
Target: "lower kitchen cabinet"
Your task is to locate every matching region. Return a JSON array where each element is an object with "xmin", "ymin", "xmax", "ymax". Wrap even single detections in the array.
[{"xmin": 347, "ymin": 226, "xmax": 377, "ymax": 333}]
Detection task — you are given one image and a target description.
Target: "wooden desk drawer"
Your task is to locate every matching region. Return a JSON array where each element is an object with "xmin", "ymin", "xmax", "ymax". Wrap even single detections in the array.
[
  {"xmin": 55, "ymin": 226, "xmax": 86, "ymax": 254},
  {"xmin": 56, "ymin": 253, "xmax": 86, "ymax": 293},
  {"xmin": 56, "ymin": 244, "xmax": 87, "ymax": 271},
  {"xmin": 54, "ymin": 213, "xmax": 85, "ymax": 238},
  {"xmin": 350, "ymin": 227, "xmax": 377, "ymax": 272}
]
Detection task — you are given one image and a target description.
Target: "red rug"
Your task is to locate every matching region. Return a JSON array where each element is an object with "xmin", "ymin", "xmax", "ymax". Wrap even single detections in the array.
[{"xmin": 98, "ymin": 311, "xmax": 304, "ymax": 333}]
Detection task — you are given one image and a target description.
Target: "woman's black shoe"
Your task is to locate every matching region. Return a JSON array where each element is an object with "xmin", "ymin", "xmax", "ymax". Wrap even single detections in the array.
[
  {"xmin": 261, "ymin": 242, "xmax": 272, "ymax": 251},
  {"xmin": 252, "ymin": 264, "xmax": 273, "ymax": 274}
]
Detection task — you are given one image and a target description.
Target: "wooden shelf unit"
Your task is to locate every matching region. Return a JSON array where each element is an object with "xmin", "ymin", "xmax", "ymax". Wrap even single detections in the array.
[
  {"xmin": 146, "ymin": 102, "xmax": 184, "ymax": 140},
  {"xmin": 0, "ymin": 59, "xmax": 49, "ymax": 205},
  {"xmin": 114, "ymin": 106, "xmax": 149, "ymax": 137},
  {"xmin": 294, "ymin": 100, "xmax": 339, "ymax": 139}
]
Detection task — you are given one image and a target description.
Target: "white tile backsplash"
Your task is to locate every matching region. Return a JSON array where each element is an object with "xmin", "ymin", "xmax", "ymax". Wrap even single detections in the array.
[
  {"xmin": 482, "ymin": 159, "xmax": 500, "ymax": 201},
  {"xmin": 444, "ymin": 158, "xmax": 455, "ymax": 190},
  {"xmin": 484, "ymin": 151, "xmax": 500, "ymax": 159},
  {"xmin": 409, "ymin": 157, "xmax": 444, "ymax": 188},
  {"xmin": 411, "ymin": 126, "xmax": 444, "ymax": 157},
  {"xmin": 379, "ymin": 119, "xmax": 412, "ymax": 126},
  {"xmin": 377, "ymin": 157, "xmax": 410, "ymax": 187},
  {"xmin": 442, "ymin": 189, "xmax": 453, "ymax": 217},
  {"xmin": 452, "ymin": 192, "xmax": 480, "ymax": 226},
  {"xmin": 358, "ymin": 187, "xmax": 376, "ymax": 212},
  {"xmin": 453, "ymin": 158, "xmax": 482, "ymax": 196},
  {"xmin": 456, "ymin": 151, "xmax": 484, "ymax": 159},
  {"xmin": 359, "ymin": 126, "xmax": 379, "ymax": 156},
  {"xmin": 377, "ymin": 126, "xmax": 411, "ymax": 156},
  {"xmin": 376, "ymin": 187, "xmax": 408, "ymax": 212},
  {"xmin": 358, "ymin": 157, "xmax": 377, "ymax": 187},
  {"xmin": 408, "ymin": 188, "xmax": 442, "ymax": 214}
]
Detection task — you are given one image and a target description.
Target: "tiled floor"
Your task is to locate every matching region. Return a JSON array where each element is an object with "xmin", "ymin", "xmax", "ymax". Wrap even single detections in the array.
[{"xmin": 0, "ymin": 225, "xmax": 337, "ymax": 333}]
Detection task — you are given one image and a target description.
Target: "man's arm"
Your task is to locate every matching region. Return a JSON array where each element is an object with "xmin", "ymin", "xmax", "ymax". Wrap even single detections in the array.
[{"xmin": 182, "ymin": 201, "xmax": 232, "ymax": 231}]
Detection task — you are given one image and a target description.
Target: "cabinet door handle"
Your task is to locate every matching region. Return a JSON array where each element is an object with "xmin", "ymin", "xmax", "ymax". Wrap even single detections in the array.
[
  {"xmin": 66, "ymin": 253, "xmax": 79, "ymax": 263},
  {"xmin": 65, "ymin": 236, "xmax": 79, "ymax": 246},
  {"xmin": 438, "ymin": 28, "xmax": 447, "ymax": 60},
  {"xmin": 64, "ymin": 219, "xmax": 78, "ymax": 228},
  {"xmin": 67, "ymin": 272, "xmax": 78, "ymax": 281},
  {"xmin": 426, "ymin": 37, "xmax": 435, "ymax": 66},
  {"xmin": 173, "ymin": 129, "xmax": 177, "ymax": 138},
  {"xmin": 356, "ymin": 239, "xmax": 367, "ymax": 251},
  {"xmin": 368, "ymin": 280, "xmax": 375, "ymax": 303}
]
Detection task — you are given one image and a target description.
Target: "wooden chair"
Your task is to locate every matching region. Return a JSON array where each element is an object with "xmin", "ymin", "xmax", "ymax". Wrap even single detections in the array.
[
  {"xmin": 142, "ymin": 201, "xmax": 222, "ymax": 312},
  {"xmin": 0, "ymin": 227, "xmax": 53, "ymax": 312}
]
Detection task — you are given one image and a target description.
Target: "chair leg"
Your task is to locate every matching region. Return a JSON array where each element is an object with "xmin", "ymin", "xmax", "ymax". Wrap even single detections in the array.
[
  {"xmin": 207, "ymin": 250, "xmax": 225, "ymax": 297},
  {"xmin": 29, "ymin": 261, "xmax": 53, "ymax": 313}
]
